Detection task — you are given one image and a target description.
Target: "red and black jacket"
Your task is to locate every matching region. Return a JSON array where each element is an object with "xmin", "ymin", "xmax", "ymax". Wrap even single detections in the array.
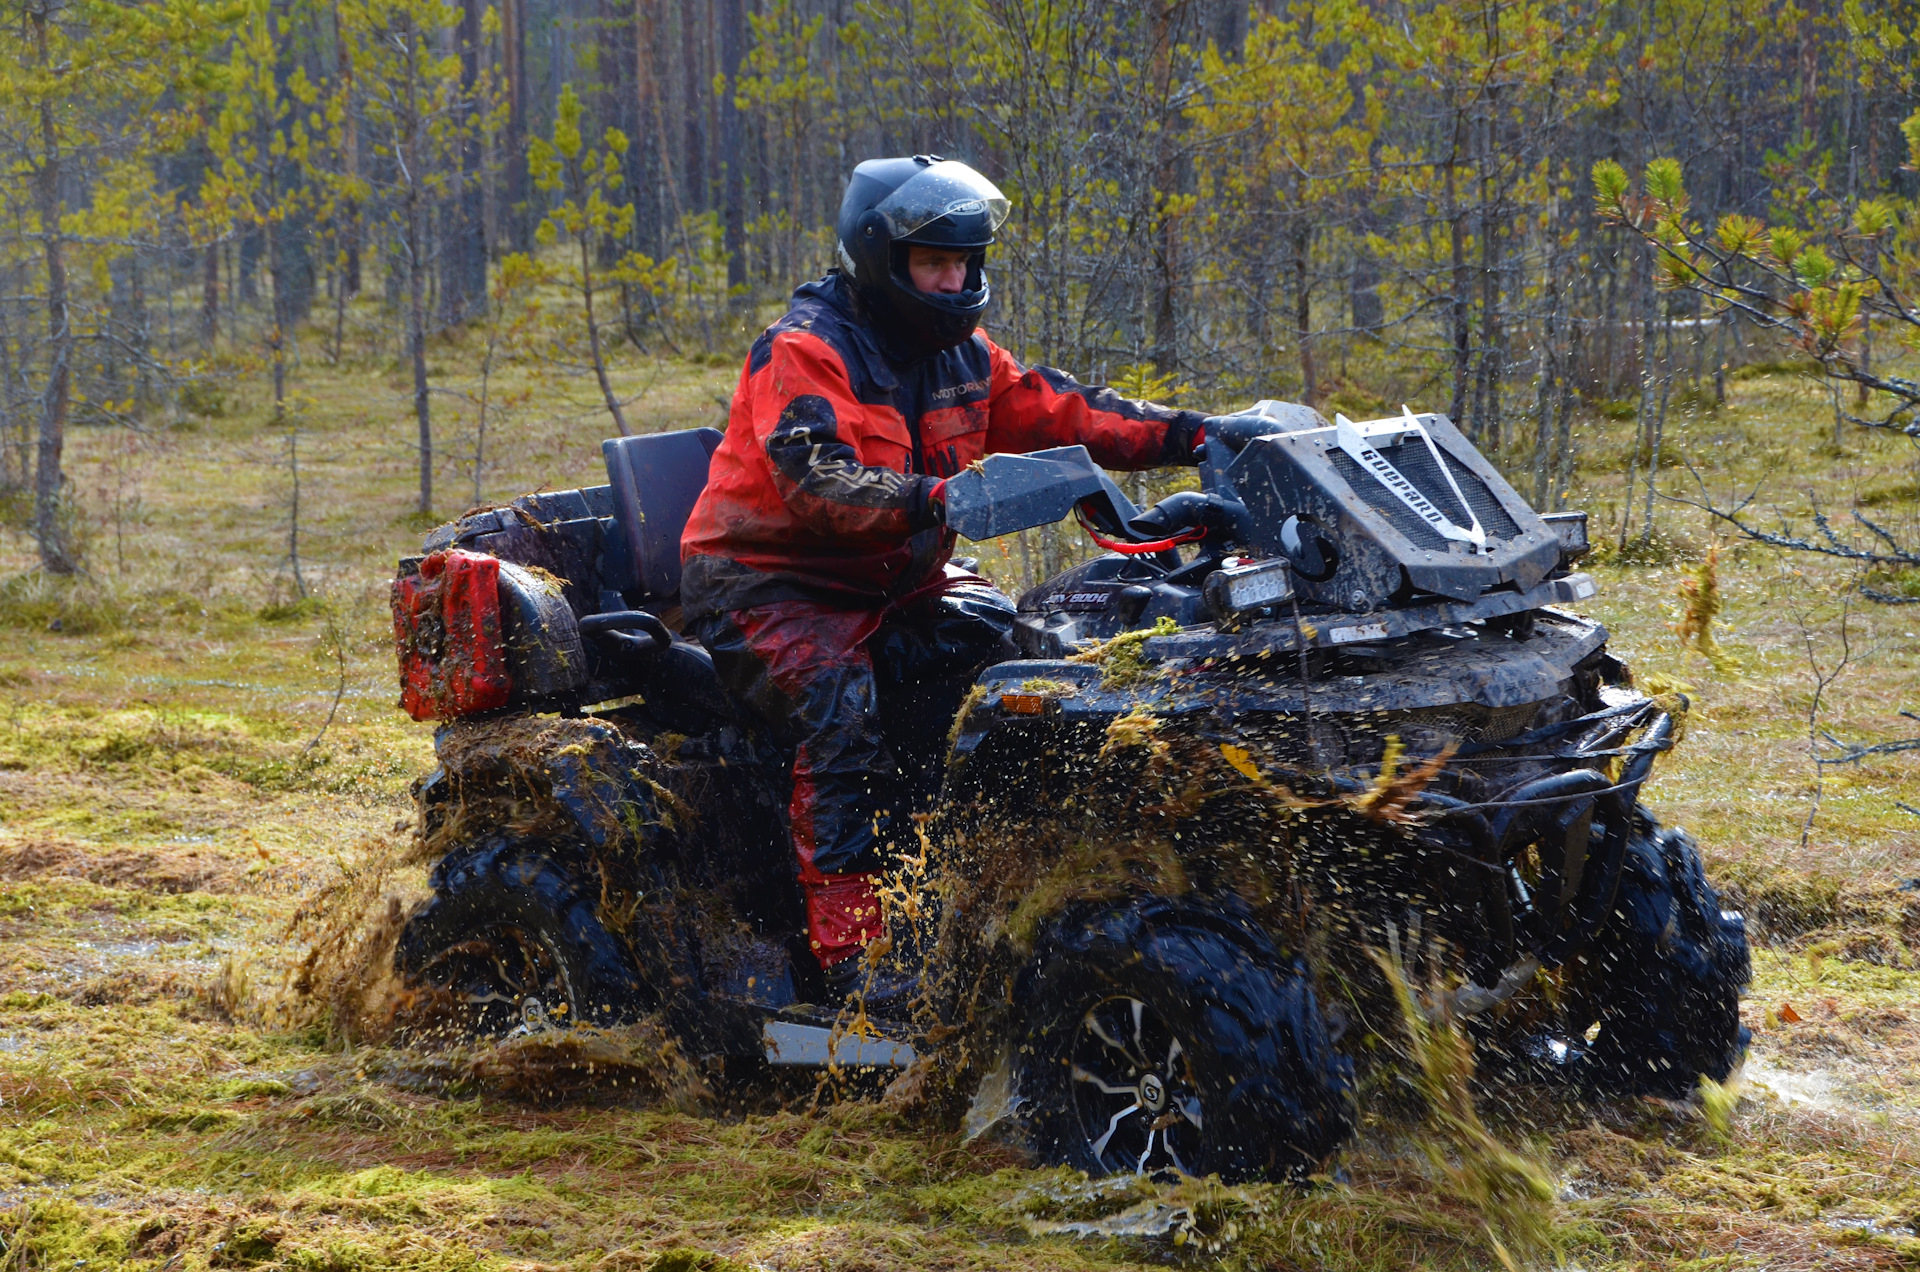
[{"xmin": 681, "ymin": 273, "xmax": 1206, "ymax": 619}]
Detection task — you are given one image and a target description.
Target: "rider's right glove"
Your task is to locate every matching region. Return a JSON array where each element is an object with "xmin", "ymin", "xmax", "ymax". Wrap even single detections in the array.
[
  {"xmin": 1198, "ymin": 411, "xmax": 1293, "ymax": 458},
  {"xmin": 1199, "ymin": 402, "xmax": 1329, "ymax": 457},
  {"xmin": 908, "ymin": 476, "xmax": 949, "ymax": 531}
]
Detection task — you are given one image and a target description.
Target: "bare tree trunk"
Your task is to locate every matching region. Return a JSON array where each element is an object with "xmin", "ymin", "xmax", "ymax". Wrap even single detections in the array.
[
  {"xmin": 1148, "ymin": 0, "xmax": 1177, "ymax": 374},
  {"xmin": 500, "ymin": 0, "xmax": 528, "ymax": 251},
  {"xmin": 581, "ymin": 239, "xmax": 632, "ymax": 435},
  {"xmin": 330, "ymin": 243, "xmax": 350, "ymax": 364},
  {"xmin": 1642, "ymin": 301, "xmax": 1671, "ymax": 540},
  {"xmin": 681, "ymin": 0, "xmax": 706, "ymax": 212},
  {"xmin": 0, "ymin": 276, "xmax": 21, "ymax": 490},
  {"xmin": 473, "ymin": 321, "xmax": 499, "ymax": 506},
  {"xmin": 441, "ymin": 0, "xmax": 487, "ymax": 325},
  {"xmin": 202, "ymin": 243, "xmax": 220, "ymax": 346},
  {"xmin": 719, "ymin": 0, "xmax": 746, "ymax": 299},
  {"xmin": 634, "ymin": 0, "xmax": 657, "ymax": 256},
  {"xmin": 1532, "ymin": 264, "xmax": 1560, "ymax": 508},
  {"xmin": 30, "ymin": 2, "xmax": 73, "ymax": 574},
  {"xmin": 410, "ymin": 218, "xmax": 431, "ymax": 515},
  {"xmin": 267, "ymin": 220, "xmax": 288, "ymax": 422},
  {"xmin": 1476, "ymin": 105, "xmax": 1502, "ymax": 450},
  {"xmin": 1292, "ymin": 216, "xmax": 1315, "ymax": 407},
  {"xmin": 340, "ymin": 8, "xmax": 362, "ymax": 297},
  {"xmin": 129, "ymin": 253, "xmax": 149, "ymax": 416},
  {"xmin": 1445, "ymin": 137, "xmax": 1471, "ymax": 429},
  {"xmin": 1553, "ymin": 380, "xmax": 1575, "ymax": 509},
  {"xmin": 404, "ymin": 23, "xmax": 433, "ymax": 517},
  {"xmin": 1712, "ymin": 310, "xmax": 1728, "ymax": 405},
  {"xmin": 1799, "ymin": 19, "xmax": 1817, "ymax": 142},
  {"xmin": 1621, "ymin": 251, "xmax": 1654, "ymax": 550},
  {"xmin": 287, "ymin": 414, "xmax": 306, "ymax": 597},
  {"xmin": 1599, "ymin": 245, "xmax": 1619, "ymax": 398}
]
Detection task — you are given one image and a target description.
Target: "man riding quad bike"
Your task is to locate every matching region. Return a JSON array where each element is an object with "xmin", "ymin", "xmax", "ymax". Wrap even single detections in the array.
[
  {"xmin": 682, "ymin": 155, "xmax": 1213, "ymax": 1002},
  {"xmin": 386, "ymin": 156, "xmax": 1751, "ymax": 1183}
]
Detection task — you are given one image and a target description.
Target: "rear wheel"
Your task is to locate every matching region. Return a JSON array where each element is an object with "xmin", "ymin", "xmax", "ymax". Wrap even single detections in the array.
[
  {"xmin": 1012, "ymin": 898, "xmax": 1354, "ymax": 1183},
  {"xmin": 395, "ymin": 838, "xmax": 650, "ymax": 1037},
  {"xmin": 1565, "ymin": 811, "xmax": 1751, "ymax": 1097}
]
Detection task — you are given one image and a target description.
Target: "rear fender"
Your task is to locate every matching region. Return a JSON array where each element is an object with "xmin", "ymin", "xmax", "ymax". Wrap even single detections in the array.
[
  {"xmin": 497, "ymin": 561, "xmax": 587, "ymax": 704},
  {"xmin": 543, "ymin": 729, "xmax": 662, "ymax": 853},
  {"xmin": 425, "ymin": 716, "xmax": 670, "ymax": 861}
]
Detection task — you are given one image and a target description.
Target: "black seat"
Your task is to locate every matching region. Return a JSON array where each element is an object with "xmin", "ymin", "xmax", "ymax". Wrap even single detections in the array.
[{"xmin": 602, "ymin": 428, "xmax": 724, "ymax": 599}]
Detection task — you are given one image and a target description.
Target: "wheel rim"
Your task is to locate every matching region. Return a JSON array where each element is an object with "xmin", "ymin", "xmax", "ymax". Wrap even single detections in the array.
[
  {"xmin": 1068, "ymin": 995, "xmax": 1204, "ymax": 1177},
  {"xmin": 417, "ymin": 923, "xmax": 577, "ymax": 1037}
]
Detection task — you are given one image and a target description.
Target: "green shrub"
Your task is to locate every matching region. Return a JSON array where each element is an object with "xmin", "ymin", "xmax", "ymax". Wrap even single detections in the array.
[
  {"xmin": 258, "ymin": 595, "xmax": 325, "ymax": 623},
  {"xmin": 179, "ymin": 377, "xmax": 230, "ymax": 418},
  {"xmin": 0, "ymin": 572, "xmax": 125, "ymax": 634}
]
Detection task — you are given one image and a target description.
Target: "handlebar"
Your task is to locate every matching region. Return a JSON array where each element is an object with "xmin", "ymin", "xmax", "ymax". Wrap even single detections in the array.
[{"xmin": 579, "ymin": 610, "xmax": 672, "ymax": 654}]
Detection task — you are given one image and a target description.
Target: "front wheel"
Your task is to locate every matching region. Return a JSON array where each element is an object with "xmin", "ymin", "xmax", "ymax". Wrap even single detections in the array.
[
  {"xmin": 1564, "ymin": 811, "xmax": 1751, "ymax": 1097},
  {"xmin": 1012, "ymin": 899, "xmax": 1355, "ymax": 1183},
  {"xmin": 394, "ymin": 838, "xmax": 650, "ymax": 1037}
]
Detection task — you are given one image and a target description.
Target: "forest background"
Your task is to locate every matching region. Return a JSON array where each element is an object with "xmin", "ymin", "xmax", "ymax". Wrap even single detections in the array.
[
  {"xmin": 8, "ymin": 0, "xmax": 1918, "ymax": 583},
  {"xmin": 6, "ymin": 1, "xmax": 1920, "ymax": 1270}
]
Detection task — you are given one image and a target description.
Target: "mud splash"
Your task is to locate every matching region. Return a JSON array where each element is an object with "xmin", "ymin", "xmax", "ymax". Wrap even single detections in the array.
[
  {"xmin": 265, "ymin": 713, "xmax": 739, "ymax": 1118},
  {"xmin": 874, "ymin": 695, "xmax": 1470, "ymax": 1120},
  {"xmin": 1019, "ymin": 1173, "xmax": 1263, "ymax": 1252},
  {"xmin": 1375, "ymin": 948, "xmax": 1559, "ymax": 1266},
  {"xmin": 268, "ymin": 832, "xmax": 420, "ymax": 1040},
  {"xmin": 389, "ymin": 1020, "xmax": 709, "ymax": 1108}
]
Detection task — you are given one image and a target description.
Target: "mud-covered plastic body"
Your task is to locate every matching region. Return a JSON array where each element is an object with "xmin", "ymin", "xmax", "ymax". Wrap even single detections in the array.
[{"xmin": 386, "ymin": 408, "xmax": 1750, "ymax": 1184}]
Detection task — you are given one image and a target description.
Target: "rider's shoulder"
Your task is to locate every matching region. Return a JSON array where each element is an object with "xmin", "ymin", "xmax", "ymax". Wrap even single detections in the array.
[
  {"xmin": 770, "ymin": 277, "xmax": 862, "ymax": 351},
  {"xmin": 746, "ymin": 280, "xmax": 861, "ymax": 376}
]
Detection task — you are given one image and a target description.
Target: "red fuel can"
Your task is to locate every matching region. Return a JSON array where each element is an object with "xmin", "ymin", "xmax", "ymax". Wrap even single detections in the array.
[{"xmin": 391, "ymin": 549, "xmax": 512, "ymax": 721}]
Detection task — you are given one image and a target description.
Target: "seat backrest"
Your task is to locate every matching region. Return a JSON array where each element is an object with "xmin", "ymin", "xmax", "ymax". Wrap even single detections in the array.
[{"xmin": 602, "ymin": 427, "xmax": 724, "ymax": 598}]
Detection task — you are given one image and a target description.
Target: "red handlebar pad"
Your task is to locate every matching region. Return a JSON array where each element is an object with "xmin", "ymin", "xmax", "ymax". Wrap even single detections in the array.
[{"xmin": 1074, "ymin": 507, "xmax": 1206, "ymax": 556}]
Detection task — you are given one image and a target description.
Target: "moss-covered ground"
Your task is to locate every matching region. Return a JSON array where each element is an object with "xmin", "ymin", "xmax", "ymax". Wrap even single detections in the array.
[{"xmin": 2, "ymin": 333, "xmax": 1918, "ymax": 1268}]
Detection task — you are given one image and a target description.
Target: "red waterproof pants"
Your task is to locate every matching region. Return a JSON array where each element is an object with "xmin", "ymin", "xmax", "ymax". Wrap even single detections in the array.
[{"xmin": 693, "ymin": 583, "xmax": 1011, "ymax": 968}]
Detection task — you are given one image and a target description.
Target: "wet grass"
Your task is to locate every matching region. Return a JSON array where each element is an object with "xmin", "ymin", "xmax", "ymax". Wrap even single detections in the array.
[{"xmin": 0, "ymin": 335, "xmax": 1917, "ymax": 1267}]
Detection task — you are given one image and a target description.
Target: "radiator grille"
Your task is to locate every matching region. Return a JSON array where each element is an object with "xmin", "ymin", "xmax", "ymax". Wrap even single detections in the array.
[
  {"xmin": 1329, "ymin": 442, "xmax": 1519, "ymax": 545},
  {"xmin": 1329, "ymin": 450, "xmax": 1450, "ymax": 548}
]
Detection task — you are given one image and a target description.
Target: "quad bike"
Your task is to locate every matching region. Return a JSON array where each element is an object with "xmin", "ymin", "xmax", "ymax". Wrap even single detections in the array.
[{"xmin": 387, "ymin": 402, "xmax": 1751, "ymax": 1182}]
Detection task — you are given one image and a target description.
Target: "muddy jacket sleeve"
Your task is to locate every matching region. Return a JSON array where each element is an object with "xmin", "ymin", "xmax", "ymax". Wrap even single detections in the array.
[
  {"xmin": 753, "ymin": 330, "xmax": 945, "ymax": 537},
  {"xmin": 982, "ymin": 339, "xmax": 1205, "ymax": 468}
]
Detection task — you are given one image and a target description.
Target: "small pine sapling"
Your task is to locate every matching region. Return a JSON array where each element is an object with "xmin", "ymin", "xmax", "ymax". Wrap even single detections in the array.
[{"xmin": 530, "ymin": 84, "xmax": 640, "ymax": 436}]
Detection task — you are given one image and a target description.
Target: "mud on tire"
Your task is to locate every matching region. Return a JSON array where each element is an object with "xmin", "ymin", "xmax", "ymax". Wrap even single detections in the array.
[
  {"xmin": 394, "ymin": 837, "xmax": 649, "ymax": 1036},
  {"xmin": 1568, "ymin": 809, "xmax": 1751, "ymax": 1098},
  {"xmin": 1012, "ymin": 897, "xmax": 1355, "ymax": 1183}
]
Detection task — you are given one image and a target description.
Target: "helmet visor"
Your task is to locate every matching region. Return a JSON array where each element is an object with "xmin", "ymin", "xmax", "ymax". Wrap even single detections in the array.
[{"xmin": 873, "ymin": 161, "xmax": 1011, "ymax": 241}]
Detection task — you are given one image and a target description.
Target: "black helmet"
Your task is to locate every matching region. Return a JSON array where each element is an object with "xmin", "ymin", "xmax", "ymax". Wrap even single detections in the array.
[{"xmin": 836, "ymin": 155, "xmax": 1010, "ymax": 359}]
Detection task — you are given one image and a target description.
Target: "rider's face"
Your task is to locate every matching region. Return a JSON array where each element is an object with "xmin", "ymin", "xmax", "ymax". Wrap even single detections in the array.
[{"xmin": 906, "ymin": 245, "xmax": 970, "ymax": 295}]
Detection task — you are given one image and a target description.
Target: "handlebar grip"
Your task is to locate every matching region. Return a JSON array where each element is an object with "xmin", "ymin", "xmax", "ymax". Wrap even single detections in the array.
[{"xmin": 1207, "ymin": 402, "xmax": 1328, "ymax": 452}]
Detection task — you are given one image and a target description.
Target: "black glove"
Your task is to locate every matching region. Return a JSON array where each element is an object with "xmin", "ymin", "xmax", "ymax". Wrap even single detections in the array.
[
  {"xmin": 908, "ymin": 475, "xmax": 948, "ymax": 531},
  {"xmin": 1165, "ymin": 411, "xmax": 1209, "ymax": 466},
  {"xmin": 1202, "ymin": 402, "xmax": 1328, "ymax": 455}
]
